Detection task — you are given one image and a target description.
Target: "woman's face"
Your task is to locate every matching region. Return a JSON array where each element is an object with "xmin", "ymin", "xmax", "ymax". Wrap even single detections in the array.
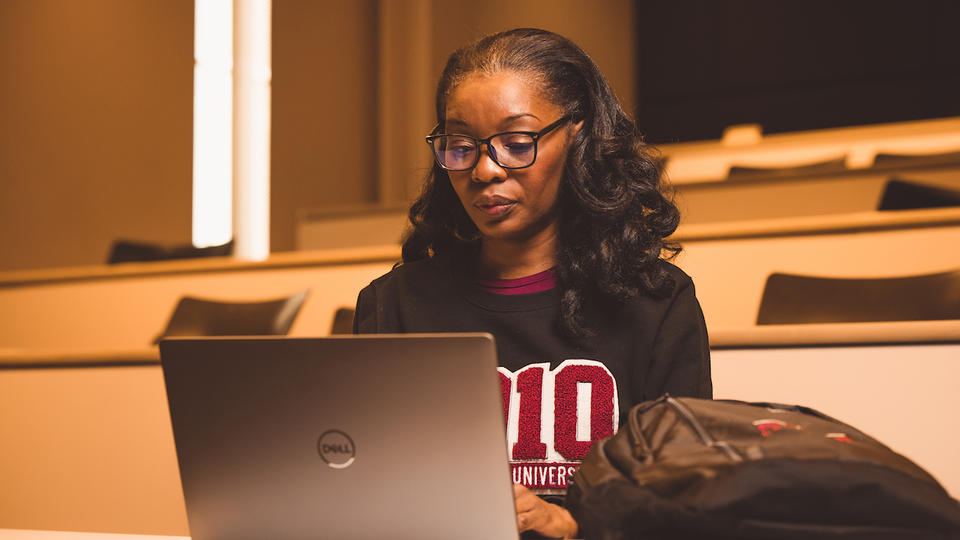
[{"xmin": 443, "ymin": 71, "xmax": 577, "ymax": 244}]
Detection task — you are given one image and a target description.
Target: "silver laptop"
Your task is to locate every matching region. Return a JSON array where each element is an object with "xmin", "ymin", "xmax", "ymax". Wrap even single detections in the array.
[{"xmin": 160, "ymin": 334, "xmax": 519, "ymax": 540}]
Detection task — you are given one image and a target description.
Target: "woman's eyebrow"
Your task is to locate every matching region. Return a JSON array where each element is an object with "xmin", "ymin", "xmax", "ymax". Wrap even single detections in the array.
[{"xmin": 505, "ymin": 113, "xmax": 541, "ymax": 122}]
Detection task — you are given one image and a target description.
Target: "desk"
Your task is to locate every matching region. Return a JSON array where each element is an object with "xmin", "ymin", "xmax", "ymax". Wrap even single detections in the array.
[{"xmin": 0, "ymin": 530, "xmax": 188, "ymax": 540}]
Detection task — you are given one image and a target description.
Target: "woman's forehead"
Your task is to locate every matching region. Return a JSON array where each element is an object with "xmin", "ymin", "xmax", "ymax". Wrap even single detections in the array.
[{"xmin": 444, "ymin": 71, "xmax": 560, "ymax": 126}]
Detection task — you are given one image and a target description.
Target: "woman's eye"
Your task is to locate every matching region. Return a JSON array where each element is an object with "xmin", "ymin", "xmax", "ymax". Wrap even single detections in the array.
[
  {"xmin": 505, "ymin": 142, "xmax": 534, "ymax": 154},
  {"xmin": 451, "ymin": 144, "xmax": 475, "ymax": 156},
  {"xmin": 498, "ymin": 134, "xmax": 535, "ymax": 155},
  {"xmin": 448, "ymin": 137, "xmax": 474, "ymax": 148}
]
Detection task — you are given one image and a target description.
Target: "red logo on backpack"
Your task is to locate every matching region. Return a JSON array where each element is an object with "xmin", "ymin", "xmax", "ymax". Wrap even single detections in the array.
[{"xmin": 753, "ymin": 418, "xmax": 803, "ymax": 437}]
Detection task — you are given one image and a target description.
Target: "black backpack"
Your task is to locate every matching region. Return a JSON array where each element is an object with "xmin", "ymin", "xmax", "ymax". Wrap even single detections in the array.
[{"xmin": 566, "ymin": 396, "xmax": 960, "ymax": 539}]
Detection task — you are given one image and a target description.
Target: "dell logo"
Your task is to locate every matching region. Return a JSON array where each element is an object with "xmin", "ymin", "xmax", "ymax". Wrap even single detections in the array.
[{"xmin": 317, "ymin": 430, "xmax": 356, "ymax": 469}]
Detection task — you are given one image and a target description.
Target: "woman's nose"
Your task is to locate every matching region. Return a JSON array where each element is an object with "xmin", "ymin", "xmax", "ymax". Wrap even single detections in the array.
[{"xmin": 471, "ymin": 144, "xmax": 507, "ymax": 183}]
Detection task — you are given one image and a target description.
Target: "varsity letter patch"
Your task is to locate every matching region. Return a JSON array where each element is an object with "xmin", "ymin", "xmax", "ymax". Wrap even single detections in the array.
[{"xmin": 498, "ymin": 359, "xmax": 619, "ymax": 494}]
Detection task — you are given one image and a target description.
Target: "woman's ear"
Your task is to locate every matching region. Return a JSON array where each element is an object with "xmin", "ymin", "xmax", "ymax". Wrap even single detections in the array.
[{"xmin": 571, "ymin": 120, "xmax": 584, "ymax": 136}]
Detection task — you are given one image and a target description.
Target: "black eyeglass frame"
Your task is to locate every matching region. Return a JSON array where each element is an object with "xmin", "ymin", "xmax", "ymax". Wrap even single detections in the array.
[{"xmin": 425, "ymin": 115, "xmax": 572, "ymax": 171}]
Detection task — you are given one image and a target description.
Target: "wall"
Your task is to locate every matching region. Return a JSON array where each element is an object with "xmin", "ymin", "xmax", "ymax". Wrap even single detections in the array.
[
  {"xmin": 271, "ymin": 0, "xmax": 379, "ymax": 252},
  {"xmin": 0, "ymin": 0, "xmax": 194, "ymax": 271}
]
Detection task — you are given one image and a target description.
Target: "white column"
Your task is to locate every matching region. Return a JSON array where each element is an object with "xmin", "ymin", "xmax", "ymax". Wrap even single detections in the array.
[
  {"xmin": 192, "ymin": 0, "xmax": 233, "ymax": 248},
  {"xmin": 233, "ymin": 0, "xmax": 272, "ymax": 261}
]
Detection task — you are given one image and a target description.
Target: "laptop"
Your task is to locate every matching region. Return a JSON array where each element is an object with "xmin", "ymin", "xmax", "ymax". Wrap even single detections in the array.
[{"xmin": 159, "ymin": 334, "xmax": 519, "ymax": 540}]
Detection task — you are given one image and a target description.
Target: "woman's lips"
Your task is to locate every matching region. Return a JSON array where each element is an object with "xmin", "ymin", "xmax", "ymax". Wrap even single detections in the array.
[{"xmin": 474, "ymin": 195, "xmax": 517, "ymax": 216}]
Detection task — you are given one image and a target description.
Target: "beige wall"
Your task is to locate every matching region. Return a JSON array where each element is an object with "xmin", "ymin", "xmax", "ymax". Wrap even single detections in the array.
[
  {"xmin": 0, "ymin": 0, "xmax": 194, "ymax": 271},
  {"xmin": 0, "ymin": 0, "xmax": 384, "ymax": 269},
  {"xmin": 271, "ymin": 0, "xmax": 379, "ymax": 252}
]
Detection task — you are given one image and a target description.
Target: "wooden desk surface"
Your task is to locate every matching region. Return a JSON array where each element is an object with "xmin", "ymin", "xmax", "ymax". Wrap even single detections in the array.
[
  {"xmin": 0, "ymin": 245, "xmax": 401, "ymax": 289},
  {"xmin": 0, "ymin": 530, "xmax": 188, "ymax": 540},
  {"xmin": 2, "ymin": 318, "xmax": 959, "ymax": 368}
]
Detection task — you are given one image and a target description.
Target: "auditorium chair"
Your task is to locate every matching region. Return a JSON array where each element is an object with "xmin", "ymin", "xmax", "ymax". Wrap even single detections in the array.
[
  {"xmin": 154, "ymin": 289, "xmax": 310, "ymax": 343},
  {"xmin": 877, "ymin": 178, "xmax": 960, "ymax": 211},
  {"xmin": 107, "ymin": 239, "xmax": 233, "ymax": 264},
  {"xmin": 329, "ymin": 307, "xmax": 356, "ymax": 335},
  {"xmin": 757, "ymin": 269, "xmax": 960, "ymax": 325},
  {"xmin": 726, "ymin": 156, "xmax": 849, "ymax": 180}
]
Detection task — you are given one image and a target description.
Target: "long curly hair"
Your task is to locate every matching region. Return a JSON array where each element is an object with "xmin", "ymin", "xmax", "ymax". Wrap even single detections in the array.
[{"xmin": 402, "ymin": 28, "xmax": 681, "ymax": 338}]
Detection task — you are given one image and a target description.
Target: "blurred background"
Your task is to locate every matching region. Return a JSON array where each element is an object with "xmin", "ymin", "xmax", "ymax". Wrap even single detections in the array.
[
  {"xmin": 1, "ymin": 0, "xmax": 644, "ymax": 270},
  {"xmin": 2, "ymin": 0, "xmax": 960, "ymax": 536},
  {"xmin": 3, "ymin": 0, "xmax": 956, "ymax": 271}
]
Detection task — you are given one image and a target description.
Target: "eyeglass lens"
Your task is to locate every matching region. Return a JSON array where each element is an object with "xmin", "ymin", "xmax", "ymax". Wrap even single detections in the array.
[{"xmin": 431, "ymin": 133, "xmax": 536, "ymax": 170}]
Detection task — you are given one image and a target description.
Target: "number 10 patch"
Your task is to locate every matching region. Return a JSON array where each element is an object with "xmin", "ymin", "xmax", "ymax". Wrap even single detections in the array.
[{"xmin": 498, "ymin": 359, "xmax": 619, "ymax": 478}]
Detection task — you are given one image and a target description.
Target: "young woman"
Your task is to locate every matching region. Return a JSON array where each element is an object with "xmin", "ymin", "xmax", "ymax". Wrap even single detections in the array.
[{"xmin": 354, "ymin": 28, "xmax": 712, "ymax": 538}]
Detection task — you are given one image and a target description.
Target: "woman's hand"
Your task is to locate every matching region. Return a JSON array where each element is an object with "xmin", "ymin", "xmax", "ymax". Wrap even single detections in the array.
[{"xmin": 513, "ymin": 483, "xmax": 579, "ymax": 538}]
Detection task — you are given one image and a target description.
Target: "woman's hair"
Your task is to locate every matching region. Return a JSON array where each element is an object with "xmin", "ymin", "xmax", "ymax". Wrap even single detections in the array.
[{"xmin": 403, "ymin": 27, "xmax": 681, "ymax": 338}]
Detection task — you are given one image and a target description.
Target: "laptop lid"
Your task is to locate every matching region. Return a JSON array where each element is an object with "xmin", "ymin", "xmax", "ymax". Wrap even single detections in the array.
[{"xmin": 159, "ymin": 334, "xmax": 518, "ymax": 540}]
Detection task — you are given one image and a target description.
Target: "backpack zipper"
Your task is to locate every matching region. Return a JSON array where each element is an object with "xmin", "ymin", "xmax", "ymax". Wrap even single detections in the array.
[{"xmin": 666, "ymin": 396, "xmax": 744, "ymax": 463}]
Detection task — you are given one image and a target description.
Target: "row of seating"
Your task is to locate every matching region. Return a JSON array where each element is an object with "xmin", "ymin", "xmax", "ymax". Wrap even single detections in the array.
[
  {"xmin": 721, "ymin": 150, "xmax": 960, "ymax": 181},
  {"xmin": 148, "ymin": 265, "xmax": 960, "ymax": 346}
]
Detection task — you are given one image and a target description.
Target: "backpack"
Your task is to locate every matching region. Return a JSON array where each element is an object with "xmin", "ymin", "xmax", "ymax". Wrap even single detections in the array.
[{"xmin": 566, "ymin": 395, "xmax": 960, "ymax": 539}]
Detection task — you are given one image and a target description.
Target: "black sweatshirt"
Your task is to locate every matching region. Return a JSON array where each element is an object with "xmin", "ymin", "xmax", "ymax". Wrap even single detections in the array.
[{"xmin": 354, "ymin": 254, "xmax": 712, "ymax": 494}]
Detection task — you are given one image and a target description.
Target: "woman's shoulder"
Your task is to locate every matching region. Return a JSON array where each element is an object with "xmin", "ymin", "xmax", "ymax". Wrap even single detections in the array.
[
  {"xmin": 613, "ymin": 259, "xmax": 699, "ymax": 316},
  {"xmin": 606, "ymin": 259, "xmax": 705, "ymax": 336},
  {"xmin": 362, "ymin": 255, "xmax": 453, "ymax": 294},
  {"xmin": 657, "ymin": 258, "xmax": 695, "ymax": 292},
  {"xmin": 354, "ymin": 255, "xmax": 461, "ymax": 334}
]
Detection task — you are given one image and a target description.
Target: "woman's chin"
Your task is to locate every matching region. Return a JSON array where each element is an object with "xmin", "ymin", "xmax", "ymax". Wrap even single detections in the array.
[{"xmin": 478, "ymin": 223, "xmax": 557, "ymax": 246}]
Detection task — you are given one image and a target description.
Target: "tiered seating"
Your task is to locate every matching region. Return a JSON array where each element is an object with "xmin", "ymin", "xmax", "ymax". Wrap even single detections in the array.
[
  {"xmin": 0, "ymin": 247, "xmax": 397, "ymax": 353},
  {"xmin": 663, "ymin": 118, "xmax": 960, "ymax": 507},
  {"xmin": 4, "ymin": 117, "xmax": 960, "ymax": 535}
]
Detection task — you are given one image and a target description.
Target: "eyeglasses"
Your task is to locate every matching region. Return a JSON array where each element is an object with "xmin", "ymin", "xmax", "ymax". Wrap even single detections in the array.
[{"xmin": 425, "ymin": 115, "xmax": 571, "ymax": 171}]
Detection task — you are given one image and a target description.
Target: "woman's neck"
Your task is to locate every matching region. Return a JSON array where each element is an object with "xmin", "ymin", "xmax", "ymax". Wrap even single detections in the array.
[{"xmin": 478, "ymin": 226, "xmax": 557, "ymax": 279}]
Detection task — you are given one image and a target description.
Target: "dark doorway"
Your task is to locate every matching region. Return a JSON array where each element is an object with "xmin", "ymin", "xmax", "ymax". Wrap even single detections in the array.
[{"xmin": 634, "ymin": 1, "xmax": 960, "ymax": 143}]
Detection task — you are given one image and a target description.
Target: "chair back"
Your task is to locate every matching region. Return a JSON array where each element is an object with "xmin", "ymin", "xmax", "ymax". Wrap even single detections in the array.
[
  {"xmin": 757, "ymin": 270, "xmax": 960, "ymax": 324},
  {"xmin": 156, "ymin": 289, "xmax": 310, "ymax": 343}
]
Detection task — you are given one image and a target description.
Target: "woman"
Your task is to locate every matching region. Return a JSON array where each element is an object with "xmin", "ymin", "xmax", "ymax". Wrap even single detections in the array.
[{"xmin": 354, "ymin": 28, "xmax": 712, "ymax": 538}]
